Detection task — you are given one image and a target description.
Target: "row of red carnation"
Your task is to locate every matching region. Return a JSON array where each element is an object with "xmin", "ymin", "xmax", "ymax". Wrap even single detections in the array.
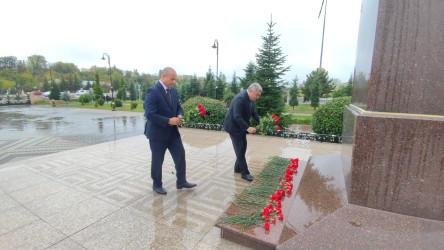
[{"xmin": 262, "ymin": 158, "xmax": 299, "ymax": 230}]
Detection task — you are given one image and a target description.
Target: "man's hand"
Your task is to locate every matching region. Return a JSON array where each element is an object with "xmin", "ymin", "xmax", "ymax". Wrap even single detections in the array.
[
  {"xmin": 247, "ymin": 127, "xmax": 256, "ymax": 134},
  {"xmin": 169, "ymin": 117, "xmax": 183, "ymax": 126}
]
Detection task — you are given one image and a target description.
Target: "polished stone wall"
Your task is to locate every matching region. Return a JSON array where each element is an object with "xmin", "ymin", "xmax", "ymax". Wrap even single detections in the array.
[{"xmin": 345, "ymin": 0, "xmax": 444, "ymax": 220}]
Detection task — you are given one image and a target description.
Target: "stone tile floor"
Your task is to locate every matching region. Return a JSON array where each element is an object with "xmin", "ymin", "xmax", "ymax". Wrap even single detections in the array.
[{"xmin": 0, "ymin": 126, "xmax": 344, "ymax": 249}]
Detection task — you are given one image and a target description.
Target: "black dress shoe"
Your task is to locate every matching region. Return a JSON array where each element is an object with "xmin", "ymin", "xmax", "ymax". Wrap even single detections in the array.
[
  {"xmin": 241, "ymin": 174, "xmax": 254, "ymax": 182},
  {"xmin": 153, "ymin": 187, "xmax": 167, "ymax": 195},
  {"xmin": 177, "ymin": 182, "xmax": 197, "ymax": 189}
]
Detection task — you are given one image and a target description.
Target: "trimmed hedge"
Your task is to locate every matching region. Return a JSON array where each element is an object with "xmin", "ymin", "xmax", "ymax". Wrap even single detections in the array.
[
  {"xmin": 312, "ymin": 96, "xmax": 351, "ymax": 136},
  {"xmin": 182, "ymin": 96, "xmax": 227, "ymax": 125}
]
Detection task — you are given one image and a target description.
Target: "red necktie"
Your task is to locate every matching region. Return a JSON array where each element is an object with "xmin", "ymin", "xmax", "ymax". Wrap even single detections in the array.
[{"xmin": 166, "ymin": 89, "xmax": 172, "ymax": 107}]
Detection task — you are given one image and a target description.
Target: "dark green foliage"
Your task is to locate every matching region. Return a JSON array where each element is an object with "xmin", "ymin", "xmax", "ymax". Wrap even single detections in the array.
[
  {"xmin": 312, "ymin": 96, "xmax": 351, "ymax": 136},
  {"xmin": 256, "ymin": 113, "xmax": 282, "ymax": 135},
  {"xmin": 92, "ymin": 71, "xmax": 103, "ymax": 100},
  {"xmin": 310, "ymin": 77, "xmax": 320, "ymax": 109},
  {"xmin": 114, "ymin": 99, "xmax": 123, "ymax": 107},
  {"xmin": 254, "ymin": 18, "xmax": 290, "ymax": 117},
  {"xmin": 116, "ymin": 77, "xmax": 127, "ymax": 101},
  {"xmin": 131, "ymin": 101, "xmax": 138, "ymax": 110},
  {"xmin": 240, "ymin": 62, "xmax": 257, "ymax": 90},
  {"xmin": 61, "ymin": 92, "xmax": 70, "ymax": 102},
  {"xmin": 230, "ymin": 72, "xmax": 240, "ymax": 94},
  {"xmin": 215, "ymin": 76, "xmax": 226, "ymax": 100},
  {"xmin": 129, "ymin": 82, "xmax": 137, "ymax": 101},
  {"xmin": 182, "ymin": 96, "xmax": 227, "ymax": 125},
  {"xmin": 289, "ymin": 77, "xmax": 299, "ymax": 109},
  {"xmin": 332, "ymin": 75, "xmax": 353, "ymax": 98},
  {"xmin": 202, "ymin": 68, "xmax": 216, "ymax": 98},
  {"xmin": 303, "ymin": 68, "xmax": 335, "ymax": 102},
  {"xmin": 48, "ymin": 83, "xmax": 61, "ymax": 100},
  {"xmin": 78, "ymin": 93, "xmax": 92, "ymax": 104},
  {"xmin": 97, "ymin": 98, "xmax": 105, "ymax": 106}
]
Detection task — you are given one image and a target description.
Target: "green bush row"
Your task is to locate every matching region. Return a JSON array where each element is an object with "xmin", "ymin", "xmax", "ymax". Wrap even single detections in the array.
[{"xmin": 312, "ymin": 96, "xmax": 351, "ymax": 136}]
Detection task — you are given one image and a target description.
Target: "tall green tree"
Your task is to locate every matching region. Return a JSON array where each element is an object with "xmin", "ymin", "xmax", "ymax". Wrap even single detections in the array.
[
  {"xmin": 254, "ymin": 18, "xmax": 290, "ymax": 116},
  {"xmin": 117, "ymin": 77, "xmax": 127, "ymax": 100},
  {"xmin": 215, "ymin": 74, "xmax": 226, "ymax": 100},
  {"xmin": 27, "ymin": 55, "xmax": 47, "ymax": 77},
  {"xmin": 202, "ymin": 68, "xmax": 216, "ymax": 98},
  {"xmin": 230, "ymin": 72, "xmax": 240, "ymax": 94},
  {"xmin": 332, "ymin": 75, "xmax": 353, "ymax": 97},
  {"xmin": 310, "ymin": 74, "xmax": 321, "ymax": 109},
  {"xmin": 92, "ymin": 71, "xmax": 103, "ymax": 100},
  {"xmin": 186, "ymin": 74, "xmax": 201, "ymax": 100},
  {"xmin": 129, "ymin": 82, "xmax": 137, "ymax": 101},
  {"xmin": 289, "ymin": 76, "xmax": 299, "ymax": 109},
  {"xmin": 48, "ymin": 83, "xmax": 60, "ymax": 100},
  {"xmin": 240, "ymin": 62, "xmax": 257, "ymax": 90}
]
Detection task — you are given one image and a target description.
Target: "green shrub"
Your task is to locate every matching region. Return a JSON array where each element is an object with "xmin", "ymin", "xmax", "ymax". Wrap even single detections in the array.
[
  {"xmin": 78, "ymin": 93, "xmax": 92, "ymax": 104},
  {"xmin": 256, "ymin": 113, "xmax": 282, "ymax": 135},
  {"xmin": 97, "ymin": 98, "xmax": 105, "ymax": 106},
  {"xmin": 182, "ymin": 96, "xmax": 227, "ymax": 125},
  {"xmin": 131, "ymin": 101, "xmax": 138, "ymax": 110},
  {"xmin": 312, "ymin": 96, "xmax": 351, "ymax": 136},
  {"xmin": 114, "ymin": 99, "xmax": 123, "ymax": 107}
]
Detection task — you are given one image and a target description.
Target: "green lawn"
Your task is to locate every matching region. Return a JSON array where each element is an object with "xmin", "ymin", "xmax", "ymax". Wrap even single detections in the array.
[
  {"xmin": 284, "ymin": 103, "xmax": 315, "ymax": 114},
  {"xmin": 39, "ymin": 100, "xmax": 145, "ymax": 113}
]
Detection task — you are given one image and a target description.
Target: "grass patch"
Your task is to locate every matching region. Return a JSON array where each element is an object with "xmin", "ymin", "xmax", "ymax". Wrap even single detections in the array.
[
  {"xmin": 284, "ymin": 103, "xmax": 315, "ymax": 114},
  {"xmin": 37, "ymin": 100, "xmax": 145, "ymax": 112}
]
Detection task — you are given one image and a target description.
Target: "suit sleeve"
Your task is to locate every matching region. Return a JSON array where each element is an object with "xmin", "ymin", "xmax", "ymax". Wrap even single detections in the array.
[{"xmin": 232, "ymin": 98, "xmax": 250, "ymax": 131}]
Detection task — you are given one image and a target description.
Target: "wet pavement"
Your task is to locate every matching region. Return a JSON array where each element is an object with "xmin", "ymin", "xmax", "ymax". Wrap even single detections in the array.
[
  {"xmin": 0, "ymin": 106, "xmax": 145, "ymax": 145},
  {"xmin": 0, "ymin": 106, "xmax": 145, "ymax": 165}
]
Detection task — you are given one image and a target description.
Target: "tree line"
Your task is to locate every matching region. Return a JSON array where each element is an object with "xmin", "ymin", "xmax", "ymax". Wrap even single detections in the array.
[{"xmin": 0, "ymin": 17, "xmax": 352, "ymax": 116}]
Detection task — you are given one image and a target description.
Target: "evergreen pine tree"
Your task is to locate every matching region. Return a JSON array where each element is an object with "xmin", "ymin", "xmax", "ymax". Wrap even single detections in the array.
[
  {"xmin": 239, "ymin": 62, "xmax": 257, "ymax": 90},
  {"xmin": 254, "ymin": 17, "xmax": 290, "ymax": 116},
  {"xmin": 203, "ymin": 68, "xmax": 216, "ymax": 98},
  {"xmin": 93, "ymin": 71, "xmax": 103, "ymax": 100},
  {"xmin": 310, "ymin": 74, "xmax": 321, "ymax": 109},
  {"xmin": 230, "ymin": 72, "xmax": 240, "ymax": 94},
  {"xmin": 289, "ymin": 77, "xmax": 299, "ymax": 109},
  {"xmin": 129, "ymin": 82, "xmax": 137, "ymax": 101},
  {"xmin": 215, "ymin": 74, "xmax": 226, "ymax": 100}
]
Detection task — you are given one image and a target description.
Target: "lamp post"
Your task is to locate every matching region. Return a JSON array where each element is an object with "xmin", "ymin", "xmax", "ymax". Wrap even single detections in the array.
[
  {"xmin": 212, "ymin": 39, "xmax": 219, "ymax": 78},
  {"xmin": 101, "ymin": 53, "xmax": 113, "ymax": 100},
  {"xmin": 318, "ymin": 0, "xmax": 328, "ymax": 68}
]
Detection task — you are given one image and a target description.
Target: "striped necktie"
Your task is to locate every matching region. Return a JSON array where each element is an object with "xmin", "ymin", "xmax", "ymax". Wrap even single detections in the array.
[{"xmin": 166, "ymin": 89, "xmax": 172, "ymax": 107}]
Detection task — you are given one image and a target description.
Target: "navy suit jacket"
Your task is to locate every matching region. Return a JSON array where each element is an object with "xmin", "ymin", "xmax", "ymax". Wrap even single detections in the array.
[
  {"xmin": 223, "ymin": 90, "xmax": 260, "ymax": 136},
  {"xmin": 143, "ymin": 81, "xmax": 183, "ymax": 141}
]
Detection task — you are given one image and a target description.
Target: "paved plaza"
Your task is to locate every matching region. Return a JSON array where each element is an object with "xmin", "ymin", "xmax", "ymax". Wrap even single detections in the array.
[{"xmin": 0, "ymin": 106, "xmax": 443, "ymax": 249}]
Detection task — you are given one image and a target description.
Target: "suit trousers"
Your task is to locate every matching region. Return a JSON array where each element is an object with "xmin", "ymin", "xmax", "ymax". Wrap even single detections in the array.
[
  {"xmin": 229, "ymin": 133, "xmax": 250, "ymax": 176},
  {"xmin": 149, "ymin": 130, "xmax": 186, "ymax": 188}
]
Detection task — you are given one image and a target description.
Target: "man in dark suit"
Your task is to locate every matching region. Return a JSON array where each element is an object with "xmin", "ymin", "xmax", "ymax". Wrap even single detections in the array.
[
  {"xmin": 144, "ymin": 67, "xmax": 196, "ymax": 195},
  {"xmin": 223, "ymin": 83, "xmax": 262, "ymax": 182}
]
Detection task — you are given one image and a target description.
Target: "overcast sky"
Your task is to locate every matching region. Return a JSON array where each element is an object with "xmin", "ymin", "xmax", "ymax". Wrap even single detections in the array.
[{"xmin": 1, "ymin": 0, "xmax": 362, "ymax": 84}]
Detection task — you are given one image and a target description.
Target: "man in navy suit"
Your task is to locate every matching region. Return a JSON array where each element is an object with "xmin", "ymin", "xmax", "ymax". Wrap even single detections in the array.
[
  {"xmin": 223, "ymin": 83, "xmax": 262, "ymax": 182},
  {"xmin": 144, "ymin": 67, "xmax": 196, "ymax": 195}
]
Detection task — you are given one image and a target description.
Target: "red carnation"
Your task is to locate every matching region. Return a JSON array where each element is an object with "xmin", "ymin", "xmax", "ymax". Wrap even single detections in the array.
[{"xmin": 264, "ymin": 222, "xmax": 270, "ymax": 230}]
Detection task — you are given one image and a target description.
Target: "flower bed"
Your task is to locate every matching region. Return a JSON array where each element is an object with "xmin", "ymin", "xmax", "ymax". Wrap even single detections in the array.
[
  {"xmin": 218, "ymin": 157, "xmax": 298, "ymax": 230},
  {"xmin": 215, "ymin": 156, "xmax": 307, "ymax": 249}
]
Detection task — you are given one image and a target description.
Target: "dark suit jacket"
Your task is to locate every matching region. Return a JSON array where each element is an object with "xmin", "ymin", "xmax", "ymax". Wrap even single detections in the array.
[
  {"xmin": 144, "ymin": 81, "xmax": 183, "ymax": 141},
  {"xmin": 223, "ymin": 90, "xmax": 260, "ymax": 136}
]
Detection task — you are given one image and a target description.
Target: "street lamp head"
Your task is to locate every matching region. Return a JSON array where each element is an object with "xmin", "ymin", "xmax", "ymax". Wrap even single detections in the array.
[
  {"xmin": 101, "ymin": 56, "xmax": 106, "ymax": 60},
  {"xmin": 212, "ymin": 39, "xmax": 218, "ymax": 49}
]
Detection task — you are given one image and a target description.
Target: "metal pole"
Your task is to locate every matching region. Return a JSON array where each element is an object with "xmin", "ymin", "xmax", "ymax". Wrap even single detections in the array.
[{"xmin": 319, "ymin": 0, "xmax": 327, "ymax": 68}]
